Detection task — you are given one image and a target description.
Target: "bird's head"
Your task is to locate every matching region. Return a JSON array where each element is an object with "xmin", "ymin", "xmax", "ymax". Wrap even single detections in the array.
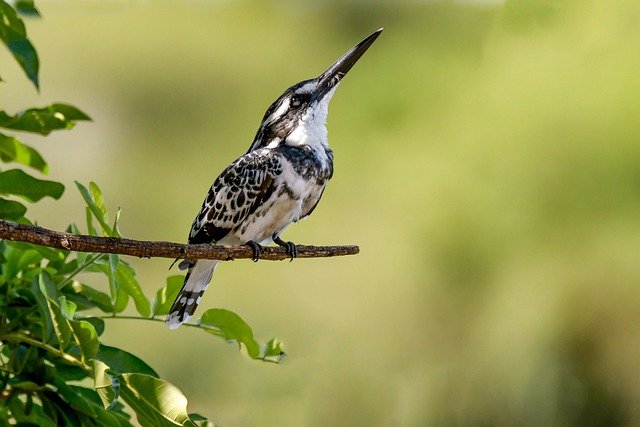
[{"xmin": 248, "ymin": 28, "xmax": 383, "ymax": 153}]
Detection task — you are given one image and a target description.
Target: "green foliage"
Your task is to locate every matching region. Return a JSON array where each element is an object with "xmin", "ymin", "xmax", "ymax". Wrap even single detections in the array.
[
  {"xmin": 0, "ymin": 197, "xmax": 26, "ymax": 220},
  {"xmin": 0, "ymin": 2, "xmax": 283, "ymax": 425},
  {"xmin": 0, "ymin": 0, "xmax": 39, "ymax": 88},
  {"xmin": 0, "ymin": 132, "xmax": 47, "ymax": 172},
  {"xmin": 200, "ymin": 309, "xmax": 285, "ymax": 363},
  {"xmin": 0, "ymin": 169, "xmax": 64, "ymax": 202},
  {"xmin": 14, "ymin": 0, "xmax": 39, "ymax": 16}
]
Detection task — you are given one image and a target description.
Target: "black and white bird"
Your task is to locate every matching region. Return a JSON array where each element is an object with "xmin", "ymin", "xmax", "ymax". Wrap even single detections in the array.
[{"xmin": 166, "ymin": 28, "xmax": 383, "ymax": 329}]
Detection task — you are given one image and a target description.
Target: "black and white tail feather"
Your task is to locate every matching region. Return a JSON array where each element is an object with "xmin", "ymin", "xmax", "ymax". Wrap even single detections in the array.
[
  {"xmin": 165, "ymin": 260, "xmax": 218, "ymax": 329},
  {"xmin": 165, "ymin": 28, "xmax": 382, "ymax": 329}
]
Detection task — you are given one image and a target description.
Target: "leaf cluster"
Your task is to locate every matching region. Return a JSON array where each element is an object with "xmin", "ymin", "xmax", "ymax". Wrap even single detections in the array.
[{"xmin": 0, "ymin": 2, "xmax": 283, "ymax": 425}]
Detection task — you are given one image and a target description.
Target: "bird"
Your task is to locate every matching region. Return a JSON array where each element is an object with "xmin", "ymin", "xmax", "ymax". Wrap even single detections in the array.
[{"xmin": 166, "ymin": 28, "xmax": 383, "ymax": 329}]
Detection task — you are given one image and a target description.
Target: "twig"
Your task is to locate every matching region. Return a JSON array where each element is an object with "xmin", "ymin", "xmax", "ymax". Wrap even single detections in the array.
[
  {"xmin": 0, "ymin": 219, "xmax": 359, "ymax": 261},
  {"xmin": 2, "ymin": 333, "xmax": 91, "ymax": 373}
]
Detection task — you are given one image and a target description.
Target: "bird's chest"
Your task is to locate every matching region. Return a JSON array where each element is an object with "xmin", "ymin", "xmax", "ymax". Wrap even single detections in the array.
[
  {"xmin": 233, "ymin": 147, "xmax": 330, "ymax": 242},
  {"xmin": 276, "ymin": 147, "xmax": 331, "ymax": 205},
  {"xmin": 277, "ymin": 145, "xmax": 332, "ymax": 189}
]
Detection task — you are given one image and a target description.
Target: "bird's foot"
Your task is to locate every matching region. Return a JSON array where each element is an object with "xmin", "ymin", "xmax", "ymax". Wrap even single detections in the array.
[
  {"xmin": 274, "ymin": 236, "xmax": 298, "ymax": 261},
  {"xmin": 246, "ymin": 240, "xmax": 265, "ymax": 262}
]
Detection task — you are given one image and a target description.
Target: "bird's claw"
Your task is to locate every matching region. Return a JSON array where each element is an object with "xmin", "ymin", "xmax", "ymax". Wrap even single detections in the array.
[
  {"xmin": 285, "ymin": 241, "xmax": 298, "ymax": 261},
  {"xmin": 246, "ymin": 240, "xmax": 265, "ymax": 262},
  {"xmin": 274, "ymin": 237, "xmax": 298, "ymax": 261}
]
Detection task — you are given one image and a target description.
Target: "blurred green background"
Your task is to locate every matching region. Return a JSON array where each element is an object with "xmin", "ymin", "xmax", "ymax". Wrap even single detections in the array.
[{"xmin": 4, "ymin": 0, "xmax": 640, "ymax": 425}]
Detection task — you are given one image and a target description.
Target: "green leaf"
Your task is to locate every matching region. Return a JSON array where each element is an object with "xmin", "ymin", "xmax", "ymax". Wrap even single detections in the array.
[
  {"xmin": 67, "ymin": 222, "xmax": 81, "ymax": 234},
  {"xmin": 92, "ymin": 359, "xmax": 119, "ymax": 410},
  {"xmin": 7, "ymin": 393, "xmax": 56, "ymax": 426},
  {"xmin": 7, "ymin": 240, "xmax": 67, "ymax": 262},
  {"xmin": 52, "ymin": 360, "xmax": 89, "ymax": 382},
  {"xmin": 9, "ymin": 380, "xmax": 43, "ymax": 392},
  {"xmin": 189, "ymin": 413, "xmax": 215, "ymax": 427},
  {"xmin": 59, "ymin": 384, "xmax": 131, "ymax": 426},
  {"xmin": 93, "ymin": 255, "xmax": 120, "ymax": 304},
  {"xmin": 115, "ymin": 263, "xmax": 150, "ymax": 317},
  {"xmin": 95, "ymin": 344, "xmax": 158, "ymax": 377},
  {"xmin": 261, "ymin": 338, "xmax": 286, "ymax": 363},
  {"xmin": 31, "ymin": 277, "xmax": 53, "ymax": 342},
  {"xmin": 48, "ymin": 103, "xmax": 92, "ymax": 121},
  {"xmin": 0, "ymin": 132, "xmax": 48, "ymax": 171},
  {"xmin": 15, "ymin": 0, "xmax": 40, "ymax": 16},
  {"xmin": 0, "ymin": 1, "xmax": 39, "ymax": 88},
  {"xmin": 113, "ymin": 287, "xmax": 129, "ymax": 313},
  {"xmin": 83, "ymin": 207, "xmax": 96, "ymax": 236},
  {"xmin": 40, "ymin": 391, "xmax": 73, "ymax": 424},
  {"xmin": 0, "ymin": 1, "xmax": 25, "ymax": 37},
  {"xmin": 0, "ymin": 197, "xmax": 26, "ymax": 219},
  {"xmin": 0, "ymin": 169, "xmax": 64, "ymax": 202},
  {"xmin": 112, "ymin": 206, "xmax": 122, "ymax": 237},
  {"xmin": 71, "ymin": 282, "xmax": 114, "ymax": 313},
  {"xmin": 11, "ymin": 242, "xmax": 42, "ymax": 270},
  {"xmin": 1, "ymin": 243, "xmax": 42, "ymax": 279},
  {"xmin": 58, "ymin": 296, "xmax": 77, "ymax": 320},
  {"xmin": 38, "ymin": 272, "xmax": 71, "ymax": 348},
  {"xmin": 89, "ymin": 181, "xmax": 107, "ymax": 216},
  {"xmin": 75, "ymin": 181, "xmax": 112, "ymax": 235},
  {"xmin": 9, "ymin": 344, "xmax": 34, "ymax": 374},
  {"xmin": 83, "ymin": 316, "xmax": 105, "ymax": 336},
  {"xmin": 69, "ymin": 320, "xmax": 99, "ymax": 362},
  {"xmin": 0, "ymin": 104, "xmax": 91, "ymax": 135},
  {"xmin": 54, "ymin": 379, "xmax": 97, "ymax": 418},
  {"xmin": 199, "ymin": 309, "xmax": 261, "ymax": 359},
  {"xmin": 119, "ymin": 373, "xmax": 198, "ymax": 427},
  {"xmin": 152, "ymin": 275, "xmax": 184, "ymax": 316}
]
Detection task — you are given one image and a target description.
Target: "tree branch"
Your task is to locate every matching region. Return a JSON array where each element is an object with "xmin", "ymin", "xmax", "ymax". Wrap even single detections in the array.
[{"xmin": 0, "ymin": 219, "xmax": 358, "ymax": 261}]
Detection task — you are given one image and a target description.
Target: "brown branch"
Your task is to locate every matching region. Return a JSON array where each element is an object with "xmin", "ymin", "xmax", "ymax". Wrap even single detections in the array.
[{"xmin": 0, "ymin": 219, "xmax": 358, "ymax": 261}]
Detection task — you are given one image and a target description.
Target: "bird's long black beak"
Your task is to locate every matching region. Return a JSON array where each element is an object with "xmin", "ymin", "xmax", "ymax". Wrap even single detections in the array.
[{"xmin": 312, "ymin": 28, "xmax": 383, "ymax": 101}]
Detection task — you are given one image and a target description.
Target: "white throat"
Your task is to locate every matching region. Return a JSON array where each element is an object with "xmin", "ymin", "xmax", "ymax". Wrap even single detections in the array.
[{"xmin": 285, "ymin": 87, "xmax": 336, "ymax": 153}]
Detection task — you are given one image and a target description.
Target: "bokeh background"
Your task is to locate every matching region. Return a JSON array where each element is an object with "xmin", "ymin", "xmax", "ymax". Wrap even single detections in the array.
[{"xmin": 3, "ymin": 0, "xmax": 640, "ymax": 425}]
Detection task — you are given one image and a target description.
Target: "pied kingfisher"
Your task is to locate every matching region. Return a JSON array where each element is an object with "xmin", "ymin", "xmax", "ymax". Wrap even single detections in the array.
[{"xmin": 166, "ymin": 28, "xmax": 383, "ymax": 329}]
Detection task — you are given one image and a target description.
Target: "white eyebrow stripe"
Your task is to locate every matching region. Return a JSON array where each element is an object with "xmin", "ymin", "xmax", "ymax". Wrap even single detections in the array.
[{"xmin": 265, "ymin": 99, "xmax": 290, "ymax": 124}]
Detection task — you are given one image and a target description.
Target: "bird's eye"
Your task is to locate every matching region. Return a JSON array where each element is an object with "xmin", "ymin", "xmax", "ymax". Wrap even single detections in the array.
[{"xmin": 290, "ymin": 95, "xmax": 302, "ymax": 108}]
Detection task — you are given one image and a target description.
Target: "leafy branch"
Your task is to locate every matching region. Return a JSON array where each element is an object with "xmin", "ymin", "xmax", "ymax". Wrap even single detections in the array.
[
  {"xmin": 0, "ymin": 1, "xmax": 296, "ymax": 425},
  {"xmin": 2, "ymin": 332, "xmax": 91, "ymax": 373},
  {"xmin": 83, "ymin": 314, "xmax": 285, "ymax": 364}
]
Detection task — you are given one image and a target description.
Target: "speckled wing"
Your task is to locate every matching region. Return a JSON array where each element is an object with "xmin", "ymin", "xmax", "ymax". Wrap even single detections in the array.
[{"xmin": 188, "ymin": 149, "xmax": 282, "ymax": 245}]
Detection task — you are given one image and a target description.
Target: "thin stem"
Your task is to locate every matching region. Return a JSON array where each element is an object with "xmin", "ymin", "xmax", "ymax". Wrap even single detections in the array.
[
  {"xmin": 87, "ymin": 315, "xmax": 223, "ymax": 335},
  {"xmin": 92, "ymin": 315, "xmax": 165, "ymax": 323},
  {"xmin": 82, "ymin": 315, "xmax": 280, "ymax": 363},
  {"xmin": 2, "ymin": 333, "xmax": 91, "ymax": 374},
  {"xmin": 57, "ymin": 253, "xmax": 104, "ymax": 289}
]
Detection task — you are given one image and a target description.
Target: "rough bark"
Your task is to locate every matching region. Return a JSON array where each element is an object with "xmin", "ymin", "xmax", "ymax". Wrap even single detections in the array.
[{"xmin": 0, "ymin": 220, "xmax": 358, "ymax": 261}]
